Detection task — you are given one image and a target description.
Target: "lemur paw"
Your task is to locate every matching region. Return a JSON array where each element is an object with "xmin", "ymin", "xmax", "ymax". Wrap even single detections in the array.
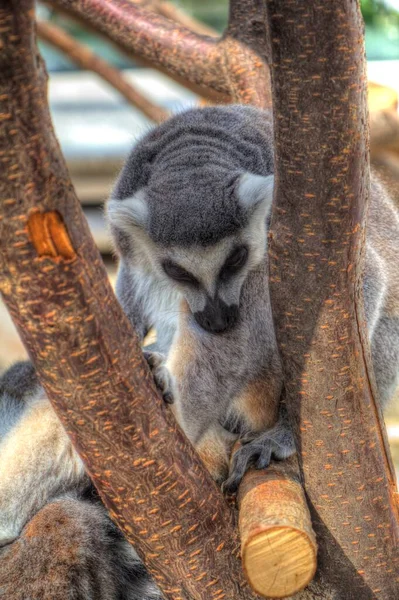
[
  {"xmin": 222, "ymin": 421, "xmax": 296, "ymax": 494},
  {"xmin": 143, "ymin": 351, "xmax": 174, "ymax": 404}
]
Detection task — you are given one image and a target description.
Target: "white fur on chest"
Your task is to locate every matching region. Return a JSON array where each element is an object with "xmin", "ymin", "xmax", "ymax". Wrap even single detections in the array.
[{"xmin": 134, "ymin": 269, "xmax": 181, "ymax": 353}]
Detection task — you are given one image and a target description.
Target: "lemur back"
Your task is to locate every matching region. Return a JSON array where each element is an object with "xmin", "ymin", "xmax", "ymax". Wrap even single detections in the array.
[{"xmin": 108, "ymin": 105, "xmax": 399, "ymax": 487}]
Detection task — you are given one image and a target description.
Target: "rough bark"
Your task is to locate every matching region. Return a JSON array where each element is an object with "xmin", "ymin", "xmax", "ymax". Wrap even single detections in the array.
[
  {"xmin": 37, "ymin": 20, "xmax": 169, "ymax": 123},
  {"xmin": 220, "ymin": 0, "xmax": 272, "ymax": 107},
  {"xmin": 266, "ymin": 2, "xmax": 399, "ymax": 599},
  {"xmin": 0, "ymin": 3, "xmax": 258, "ymax": 599},
  {"xmin": 48, "ymin": 0, "xmax": 272, "ymax": 107}
]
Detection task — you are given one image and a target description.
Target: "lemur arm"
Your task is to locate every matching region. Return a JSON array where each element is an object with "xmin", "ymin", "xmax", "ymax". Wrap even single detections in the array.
[
  {"xmin": 0, "ymin": 362, "xmax": 86, "ymax": 546},
  {"xmin": 115, "ymin": 261, "xmax": 152, "ymax": 341}
]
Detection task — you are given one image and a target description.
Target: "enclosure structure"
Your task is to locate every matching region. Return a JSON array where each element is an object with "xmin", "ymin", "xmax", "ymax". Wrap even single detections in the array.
[{"xmin": 0, "ymin": 1, "xmax": 398, "ymax": 599}]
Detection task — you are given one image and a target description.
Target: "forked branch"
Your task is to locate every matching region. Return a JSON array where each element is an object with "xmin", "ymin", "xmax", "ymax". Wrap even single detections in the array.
[
  {"xmin": 48, "ymin": 0, "xmax": 227, "ymax": 98},
  {"xmin": 1, "ymin": 0, "xmax": 398, "ymax": 598},
  {"xmin": 47, "ymin": 0, "xmax": 272, "ymax": 106}
]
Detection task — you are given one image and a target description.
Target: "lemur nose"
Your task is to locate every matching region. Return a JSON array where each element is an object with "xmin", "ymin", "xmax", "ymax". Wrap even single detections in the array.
[{"xmin": 194, "ymin": 301, "xmax": 239, "ymax": 334}]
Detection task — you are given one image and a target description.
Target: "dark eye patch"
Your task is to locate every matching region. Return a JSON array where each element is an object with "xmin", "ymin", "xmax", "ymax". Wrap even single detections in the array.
[
  {"xmin": 162, "ymin": 260, "xmax": 199, "ymax": 286},
  {"xmin": 219, "ymin": 246, "xmax": 248, "ymax": 281}
]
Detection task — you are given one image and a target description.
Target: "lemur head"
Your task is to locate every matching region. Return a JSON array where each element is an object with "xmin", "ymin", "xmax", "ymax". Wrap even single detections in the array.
[{"xmin": 106, "ymin": 105, "xmax": 275, "ymax": 334}]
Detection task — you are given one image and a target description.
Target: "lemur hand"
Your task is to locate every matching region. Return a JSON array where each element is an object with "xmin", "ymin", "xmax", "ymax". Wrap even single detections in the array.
[
  {"xmin": 143, "ymin": 351, "xmax": 174, "ymax": 405},
  {"xmin": 223, "ymin": 409, "xmax": 296, "ymax": 494}
]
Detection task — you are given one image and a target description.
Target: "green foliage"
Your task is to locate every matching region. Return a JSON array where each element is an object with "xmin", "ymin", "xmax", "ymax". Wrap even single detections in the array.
[
  {"xmin": 362, "ymin": 0, "xmax": 399, "ymax": 25},
  {"xmin": 178, "ymin": 0, "xmax": 228, "ymax": 32},
  {"xmin": 178, "ymin": 1, "xmax": 399, "ymax": 59},
  {"xmin": 361, "ymin": 0, "xmax": 399, "ymax": 59}
]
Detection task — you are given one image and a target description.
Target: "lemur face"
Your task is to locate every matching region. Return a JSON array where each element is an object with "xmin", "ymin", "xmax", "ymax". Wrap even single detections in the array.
[
  {"xmin": 107, "ymin": 173, "xmax": 274, "ymax": 334},
  {"xmin": 157, "ymin": 230, "xmax": 265, "ymax": 334}
]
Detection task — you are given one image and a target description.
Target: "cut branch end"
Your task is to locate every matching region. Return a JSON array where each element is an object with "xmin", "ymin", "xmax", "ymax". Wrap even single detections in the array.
[{"xmin": 238, "ymin": 464, "xmax": 317, "ymax": 598}]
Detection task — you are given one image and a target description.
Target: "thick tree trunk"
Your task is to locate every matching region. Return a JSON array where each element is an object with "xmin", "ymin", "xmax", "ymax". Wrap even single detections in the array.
[
  {"xmin": 0, "ymin": 3, "xmax": 257, "ymax": 599},
  {"xmin": 266, "ymin": 2, "xmax": 399, "ymax": 598}
]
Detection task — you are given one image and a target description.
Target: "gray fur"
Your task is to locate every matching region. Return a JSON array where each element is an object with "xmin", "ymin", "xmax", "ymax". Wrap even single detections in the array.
[
  {"xmin": 364, "ymin": 178, "xmax": 399, "ymax": 404},
  {"xmin": 107, "ymin": 107, "xmax": 275, "ymax": 352},
  {"xmin": 226, "ymin": 404, "xmax": 296, "ymax": 491},
  {"xmin": 107, "ymin": 105, "xmax": 399, "ymax": 489},
  {"xmin": 0, "ymin": 492, "xmax": 161, "ymax": 600},
  {"xmin": 109, "ymin": 105, "xmax": 274, "ymax": 247},
  {"xmin": 0, "ymin": 361, "xmax": 40, "ymax": 439}
]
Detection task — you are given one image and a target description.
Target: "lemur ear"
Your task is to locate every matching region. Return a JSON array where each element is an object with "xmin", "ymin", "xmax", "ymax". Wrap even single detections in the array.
[
  {"xmin": 106, "ymin": 190, "xmax": 148, "ymax": 232},
  {"xmin": 237, "ymin": 173, "xmax": 274, "ymax": 219}
]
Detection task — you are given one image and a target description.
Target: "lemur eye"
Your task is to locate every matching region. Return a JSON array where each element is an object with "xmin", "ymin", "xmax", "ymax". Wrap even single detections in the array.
[
  {"xmin": 162, "ymin": 260, "xmax": 198, "ymax": 286},
  {"xmin": 220, "ymin": 246, "xmax": 248, "ymax": 281}
]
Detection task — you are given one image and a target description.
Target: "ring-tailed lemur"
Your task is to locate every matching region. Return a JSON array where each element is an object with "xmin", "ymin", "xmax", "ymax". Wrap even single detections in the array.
[
  {"xmin": 107, "ymin": 105, "xmax": 399, "ymax": 488},
  {"xmin": 1, "ymin": 106, "xmax": 398, "ymax": 593}
]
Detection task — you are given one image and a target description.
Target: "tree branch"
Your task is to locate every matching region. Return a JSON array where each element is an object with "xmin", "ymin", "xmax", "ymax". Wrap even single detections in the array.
[
  {"xmin": 37, "ymin": 19, "xmax": 169, "ymax": 123},
  {"xmin": 219, "ymin": 0, "xmax": 272, "ymax": 106},
  {"xmin": 48, "ymin": 0, "xmax": 226, "ymax": 97},
  {"xmin": 0, "ymin": 3, "xmax": 258, "ymax": 599},
  {"xmin": 47, "ymin": 0, "xmax": 272, "ymax": 107},
  {"xmin": 267, "ymin": 1, "xmax": 399, "ymax": 597}
]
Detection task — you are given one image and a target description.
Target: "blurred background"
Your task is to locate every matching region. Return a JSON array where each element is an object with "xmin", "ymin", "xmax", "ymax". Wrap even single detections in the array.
[{"xmin": 1, "ymin": 0, "xmax": 398, "ymax": 470}]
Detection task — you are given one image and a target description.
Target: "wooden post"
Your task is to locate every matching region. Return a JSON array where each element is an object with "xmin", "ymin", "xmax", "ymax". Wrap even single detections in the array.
[{"xmin": 238, "ymin": 458, "xmax": 317, "ymax": 599}]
